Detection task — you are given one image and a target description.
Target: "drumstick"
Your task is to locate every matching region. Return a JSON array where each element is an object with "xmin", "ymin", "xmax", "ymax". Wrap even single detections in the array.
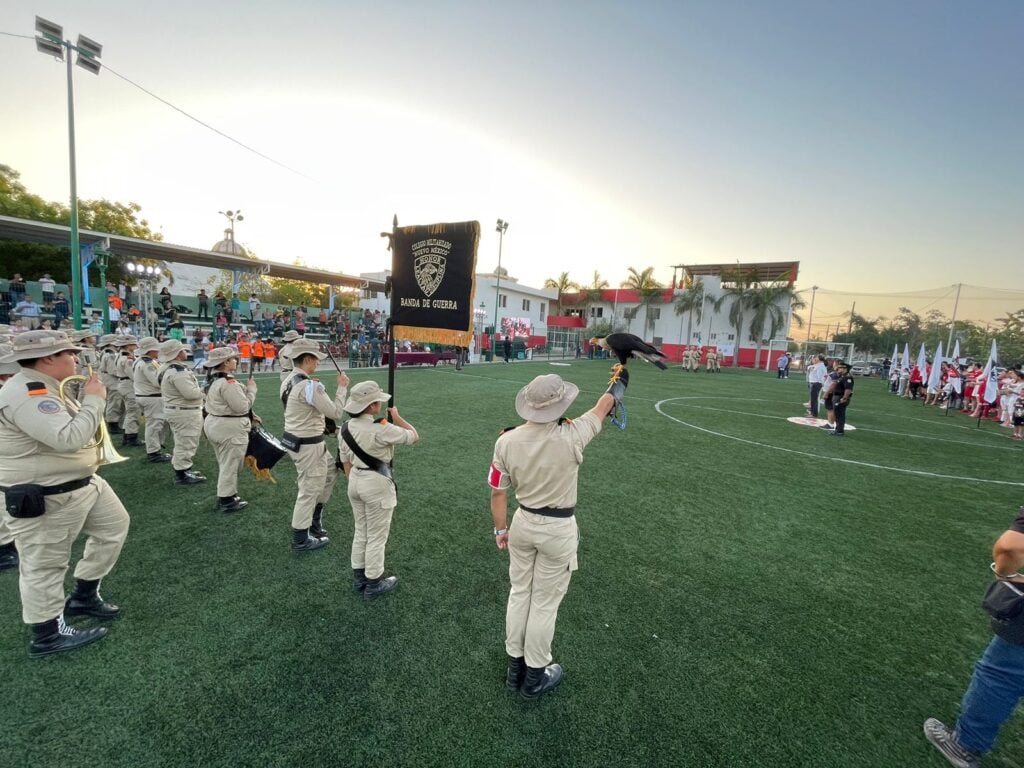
[{"xmin": 323, "ymin": 344, "xmax": 344, "ymax": 375}]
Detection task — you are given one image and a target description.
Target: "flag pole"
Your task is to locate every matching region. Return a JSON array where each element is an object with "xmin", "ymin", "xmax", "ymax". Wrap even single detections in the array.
[{"xmin": 385, "ymin": 214, "xmax": 398, "ymax": 407}]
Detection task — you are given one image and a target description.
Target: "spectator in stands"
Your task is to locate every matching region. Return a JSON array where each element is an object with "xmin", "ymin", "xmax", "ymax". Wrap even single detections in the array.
[
  {"xmin": 88, "ymin": 310, "xmax": 104, "ymax": 335},
  {"xmin": 272, "ymin": 317, "xmax": 284, "ymax": 339},
  {"xmin": 214, "ymin": 290, "xmax": 227, "ymax": 313},
  {"xmin": 230, "ymin": 293, "xmax": 241, "ymax": 323},
  {"xmin": 168, "ymin": 312, "xmax": 185, "ymax": 342},
  {"xmin": 8, "ymin": 272, "xmax": 26, "ymax": 303},
  {"xmin": 248, "ymin": 293, "xmax": 261, "ymax": 321},
  {"xmin": 197, "ymin": 289, "xmax": 210, "ymax": 320},
  {"xmin": 159, "ymin": 286, "xmax": 173, "ymax": 312},
  {"xmin": 38, "ymin": 272, "xmax": 56, "ymax": 310},
  {"xmin": 214, "ymin": 310, "xmax": 228, "ymax": 342},
  {"xmin": 53, "ymin": 291, "xmax": 69, "ymax": 327},
  {"xmin": 295, "ymin": 315, "xmax": 305, "ymax": 336},
  {"xmin": 318, "ymin": 307, "xmax": 327, "ymax": 325},
  {"xmin": 14, "ymin": 295, "xmax": 41, "ymax": 330},
  {"xmin": 370, "ymin": 334, "xmax": 381, "ymax": 367}
]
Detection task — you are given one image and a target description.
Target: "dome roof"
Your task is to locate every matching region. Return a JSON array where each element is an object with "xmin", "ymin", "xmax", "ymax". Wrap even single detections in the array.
[{"xmin": 211, "ymin": 228, "xmax": 247, "ymax": 257}]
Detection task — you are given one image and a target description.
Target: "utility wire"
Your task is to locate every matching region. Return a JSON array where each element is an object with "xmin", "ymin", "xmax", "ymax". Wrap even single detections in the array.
[{"xmin": 2, "ymin": 29, "xmax": 317, "ymax": 183}]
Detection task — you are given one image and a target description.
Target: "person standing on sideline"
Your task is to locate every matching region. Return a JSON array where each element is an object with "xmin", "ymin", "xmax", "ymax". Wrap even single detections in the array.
[
  {"xmin": 280, "ymin": 339, "xmax": 348, "ymax": 552},
  {"xmin": 489, "ymin": 371, "xmax": 627, "ymax": 699},
  {"xmin": 828, "ymin": 360, "xmax": 854, "ymax": 436},
  {"xmin": 132, "ymin": 336, "xmax": 171, "ymax": 464},
  {"xmin": 196, "ymin": 289, "xmax": 210, "ymax": 320},
  {"xmin": 340, "ymin": 381, "xmax": 418, "ymax": 599},
  {"xmin": 202, "ymin": 347, "xmax": 257, "ymax": 512},
  {"xmin": 503, "ymin": 334, "xmax": 513, "ymax": 364},
  {"xmin": 924, "ymin": 506, "xmax": 1024, "ymax": 768},
  {"xmin": 770, "ymin": 354, "xmax": 786, "ymax": 380},
  {"xmin": 0, "ymin": 330, "xmax": 130, "ymax": 657},
  {"xmin": 806, "ymin": 354, "xmax": 827, "ymax": 418},
  {"xmin": 157, "ymin": 339, "xmax": 207, "ymax": 486}
]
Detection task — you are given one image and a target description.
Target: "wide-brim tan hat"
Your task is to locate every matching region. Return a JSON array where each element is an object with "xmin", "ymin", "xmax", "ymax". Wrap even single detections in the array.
[
  {"xmin": 288, "ymin": 338, "xmax": 326, "ymax": 361},
  {"xmin": 113, "ymin": 335, "xmax": 139, "ymax": 347},
  {"xmin": 515, "ymin": 374, "xmax": 579, "ymax": 423},
  {"xmin": 203, "ymin": 346, "xmax": 240, "ymax": 368},
  {"xmin": 0, "ymin": 343, "xmax": 19, "ymax": 375},
  {"xmin": 9, "ymin": 330, "xmax": 83, "ymax": 362},
  {"xmin": 72, "ymin": 329, "xmax": 97, "ymax": 342},
  {"xmin": 157, "ymin": 339, "xmax": 189, "ymax": 363},
  {"xmin": 98, "ymin": 334, "xmax": 117, "ymax": 347},
  {"xmin": 137, "ymin": 336, "xmax": 160, "ymax": 354},
  {"xmin": 282, "ymin": 330, "xmax": 301, "ymax": 342},
  {"xmin": 344, "ymin": 381, "xmax": 392, "ymax": 414}
]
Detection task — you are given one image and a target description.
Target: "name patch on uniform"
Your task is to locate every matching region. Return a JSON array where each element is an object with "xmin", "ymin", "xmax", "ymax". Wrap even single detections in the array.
[
  {"xmin": 37, "ymin": 399, "xmax": 61, "ymax": 414},
  {"xmin": 26, "ymin": 382, "xmax": 49, "ymax": 396}
]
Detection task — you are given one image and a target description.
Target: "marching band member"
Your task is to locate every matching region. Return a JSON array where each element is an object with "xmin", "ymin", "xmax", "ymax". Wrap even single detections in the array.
[
  {"xmin": 114, "ymin": 336, "xmax": 141, "ymax": 447},
  {"xmin": 157, "ymin": 339, "xmax": 207, "ymax": 486},
  {"xmin": 133, "ymin": 337, "xmax": 171, "ymax": 463},
  {"xmin": 0, "ymin": 331, "xmax": 130, "ymax": 657},
  {"xmin": 202, "ymin": 347, "xmax": 257, "ymax": 512},
  {"xmin": 98, "ymin": 334, "xmax": 124, "ymax": 434}
]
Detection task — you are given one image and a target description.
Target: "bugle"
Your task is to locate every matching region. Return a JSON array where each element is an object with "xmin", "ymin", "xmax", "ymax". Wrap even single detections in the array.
[{"xmin": 58, "ymin": 373, "xmax": 130, "ymax": 466}]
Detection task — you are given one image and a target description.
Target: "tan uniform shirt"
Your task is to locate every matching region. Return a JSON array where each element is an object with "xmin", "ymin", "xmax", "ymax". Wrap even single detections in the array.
[
  {"xmin": 99, "ymin": 349, "xmax": 119, "ymax": 386},
  {"xmin": 77, "ymin": 346, "xmax": 99, "ymax": 375},
  {"xmin": 159, "ymin": 363, "xmax": 204, "ymax": 407},
  {"xmin": 0, "ymin": 371, "xmax": 103, "ymax": 486},
  {"xmin": 339, "ymin": 412, "xmax": 418, "ymax": 468},
  {"xmin": 133, "ymin": 356, "xmax": 161, "ymax": 396},
  {"xmin": 279, "ymin": 343, "xmax": 294, "ymax": 373},
  {"xmin": 280, "ymin": 372, "xmax": 344, "ymax": 438},
  {"xmin": 205, "ymin": 376, "xmax": 255, "ymax": 417},
  {"xmin": 114, "ymin": 352, "xmax": 136, "ymax": 384},
  {"xmin": 490, "ymin": 413, "xmax": 602, "ymax": 509}
]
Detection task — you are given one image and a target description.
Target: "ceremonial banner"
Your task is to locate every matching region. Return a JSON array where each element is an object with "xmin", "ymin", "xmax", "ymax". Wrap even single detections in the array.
[{"xmin": 390, "ymin": 221, "xmax": 480, "ymax": 346}]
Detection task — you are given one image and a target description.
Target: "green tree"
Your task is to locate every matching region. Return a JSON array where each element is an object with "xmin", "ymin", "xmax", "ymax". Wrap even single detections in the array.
[
  {"xmin": 712, "ymin": 270, "xmax": 758, "ymax": 367},
  {"xmin": 746, "ymin": 283, "xmax": 806, "ymax": 368},
  {"xmin": 620, "ymin": 266, "xmax": 663, "ymax": 337},
  {"xmin": 544, "ymin": 272, "xmax": 579, "ymax": 316},
  {"xmin": 673, "ymin": 280, "xmax": 705, "ymax": 348}
]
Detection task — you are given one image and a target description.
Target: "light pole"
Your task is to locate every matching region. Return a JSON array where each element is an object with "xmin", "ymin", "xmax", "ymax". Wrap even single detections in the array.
[
  {"xmin": 219, "ymin": 209, "xmax": 244, "ymax": 252},
  {"xmin": 126, "ymin": 262, "xmax": 159, "ymax": 338},
  {"xmin": 492, "ymin": 218, "xmax": 509, "ymax": 360},
  {"xmin": 35, "ymin": 16, "xmax": 104, "ymax": 331},
  {"xmin": 94, "ymin": 242, "xmax": 110, "ymax": 331},
  {"xmin": 805, "ymin": 285, "xmax": 818, "ymax": 342}
]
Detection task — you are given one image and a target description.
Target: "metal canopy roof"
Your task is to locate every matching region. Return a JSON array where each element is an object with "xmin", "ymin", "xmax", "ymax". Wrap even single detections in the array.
[
  {"xmin": 0, "ymin": 215, "xmax": 385, "ymax": 292},
  {"xmin": 676, "ymin": 261, "xmax": 800, "ymax": 285}
]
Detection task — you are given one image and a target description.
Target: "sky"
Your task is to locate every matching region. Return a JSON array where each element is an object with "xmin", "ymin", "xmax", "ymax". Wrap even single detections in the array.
[{"xmin": 1, "ymin": 0, "xmax": 1022, "ymax": 325}]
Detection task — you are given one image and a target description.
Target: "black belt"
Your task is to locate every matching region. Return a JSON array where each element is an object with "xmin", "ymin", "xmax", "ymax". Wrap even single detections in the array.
[
  {"xmin": 136, "ymin": 393, "xmax": 161, "ymax": 398},
  {"xmin": 280, "ymin": 432, "xmax": 324, "ymax": 451},
  {"xmin": 117, "ymin": 377, "xmax": 130, "ymax": 381},
  {"xmin": 0, "ymin": 477, "xmax": 91, "ymax": 495},
  {"xmin": 207, "ymin": 413, "xmax": 250, "ymax": 418},
  {"xmin": 520, "ymin": 504, "xmax": 575, "ymax": 518}
]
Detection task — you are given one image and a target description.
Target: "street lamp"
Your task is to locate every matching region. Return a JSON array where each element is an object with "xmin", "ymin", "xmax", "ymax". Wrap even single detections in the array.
[
  {"xmin": 219, "ymin": 209, "xmax": 244, "ymax": 251},
  {"xmin": 35, "ymin": 16, "xmax": 104, "ymax": 331},
  {"xmin": 492, "ymin": 218, "xmax": 509, "ymax": 360},
  {"xmin": 126, "ymin": 262, "xmax": 159, "ymax": 338}
]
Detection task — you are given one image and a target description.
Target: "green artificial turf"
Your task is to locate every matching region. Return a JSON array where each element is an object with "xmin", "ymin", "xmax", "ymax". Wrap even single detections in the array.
[{"xmin": 2, "ymin": 361, "xmax": 1022, "ymax": 767}]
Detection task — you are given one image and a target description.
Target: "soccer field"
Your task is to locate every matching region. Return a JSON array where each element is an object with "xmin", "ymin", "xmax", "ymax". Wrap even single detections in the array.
[{"xmin": 3, "ymin": 361, "xmax": 1022, "ymax": 768}]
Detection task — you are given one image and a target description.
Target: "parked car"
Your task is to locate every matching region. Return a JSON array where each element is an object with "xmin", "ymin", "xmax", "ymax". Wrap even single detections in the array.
[{"xmin": 850, "ymin": 360, "xmax": 883, "ymax": 377}]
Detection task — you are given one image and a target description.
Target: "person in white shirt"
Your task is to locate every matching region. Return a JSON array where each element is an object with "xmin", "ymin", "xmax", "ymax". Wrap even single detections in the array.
[{"xmin": 806, "ymin": 354, "xmax": 827, "ymax": 418}]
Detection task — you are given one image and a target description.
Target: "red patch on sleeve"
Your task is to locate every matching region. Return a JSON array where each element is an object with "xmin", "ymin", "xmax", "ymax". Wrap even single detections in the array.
[{"xmin": 488, "ymin": 463, "xmax": 508, "ymax": 489}]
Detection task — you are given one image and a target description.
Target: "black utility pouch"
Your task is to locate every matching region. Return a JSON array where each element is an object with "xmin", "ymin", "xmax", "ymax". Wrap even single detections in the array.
[
  {"xmin": 280, "ymin": 433, "xmax": 300, "ymax": 453},
  {"xmin": 5, "ymin": 484, "xmax": 47, "ymax": 519}
]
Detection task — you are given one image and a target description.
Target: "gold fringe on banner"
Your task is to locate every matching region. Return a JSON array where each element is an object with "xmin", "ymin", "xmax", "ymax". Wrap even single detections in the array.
[{"xmin": 392, "ymin": 326, "xmax": 473, "ymax": 347}]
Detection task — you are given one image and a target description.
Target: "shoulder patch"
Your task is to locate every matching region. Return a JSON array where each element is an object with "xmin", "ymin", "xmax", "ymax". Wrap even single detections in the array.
[
  {"xmin": 37, "ymin": 399, "xmax": 61, "ymax": 414},
  {"xmin": 26, "ymin": 382, "xmax": 49, "ymax": 396},
  {"xmin": 500, "ymin": 425, "xmax": 518, "ymax": 434},
  {"xmin": 557, "ymin": 416, "xmax": 573, "ymax": 425}
]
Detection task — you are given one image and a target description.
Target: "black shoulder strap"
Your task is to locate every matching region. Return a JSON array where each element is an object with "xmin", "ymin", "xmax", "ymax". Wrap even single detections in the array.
[
  {"xmin": 340, "ymin": 422, "xmax": 387, "ymax": 473},
  {"xmin": 158, "ymin": 363, "xmax": 186, "ymax": 385},
  {"xmin": 281, "ymin": 372, "xmax": 308, "ymax": 411}
]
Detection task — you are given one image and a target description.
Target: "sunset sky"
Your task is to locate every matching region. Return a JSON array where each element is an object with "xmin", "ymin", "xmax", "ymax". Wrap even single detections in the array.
[{"xmin": 2, "ymin": 1, "xmax": 1021, "ymax": 325}]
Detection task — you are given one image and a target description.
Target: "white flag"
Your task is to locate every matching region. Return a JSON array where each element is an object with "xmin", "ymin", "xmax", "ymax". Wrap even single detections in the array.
[
  {"xmin": 889, "ymin": 344, "xmax": 899, "ymax": 381},
  {"xmin": 927, "ymin": 341, "xmax": 944, "ymax": 391},
  {"xmin": 951, "ymin": 339, "xmax": 960, "ymax": 365},
  {"xmin": 916, "ymin": 343, "xmax": 928, "ymax": 382},
  {"xmin": 980, "ymin": 339, "xmax": 999, "ymax": 405},
  {"xmin": 901, "ymin": 343, "xmax": 910, "ymax": 375}
]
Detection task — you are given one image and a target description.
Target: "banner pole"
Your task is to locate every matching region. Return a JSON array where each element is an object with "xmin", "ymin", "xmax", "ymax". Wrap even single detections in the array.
[{"xmin": 386, "ymin": 214, "xmax": 398, "ymax": 407}]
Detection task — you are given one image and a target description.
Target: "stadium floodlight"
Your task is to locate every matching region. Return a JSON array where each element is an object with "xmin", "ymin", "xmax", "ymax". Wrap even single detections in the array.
[{"xmin": 75, "ymin": 35, "xmax": 103, "ymax": 75}]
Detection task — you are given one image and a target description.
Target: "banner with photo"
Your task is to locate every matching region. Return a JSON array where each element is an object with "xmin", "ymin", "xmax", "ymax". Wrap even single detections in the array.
[
  {"xmin": 390, "ymin": 221, "xmax": 479, "ymax": 346},
  {"xmin": 501, "ymin": 316, "xmax": 532, "ymax": 338}
]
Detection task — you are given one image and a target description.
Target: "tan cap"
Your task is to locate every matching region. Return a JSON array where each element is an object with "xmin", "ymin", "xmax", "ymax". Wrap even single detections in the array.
[
  {"xmin": 515, "ymin": 374, "xmax": 579, "ymax": 423},
  {"xmin": 288, "ymin": 338, "xmax": 325, "ymax": 361},
  {"xmin": 157, "ymin": 339, "xmax": 189, "ymax": 363},
  {"xmin": 344, "ymin": 381, "xmax": 391, "ymax": 414},
  {"xmin": 137, "ymin": 336, "xmax": 160, "ymax": 354},
  {"xmin": 202, "ymin": 346, "xmax": 240, "ymax": 368},
  {"xmin": 8, "ymin": 330, "xmax": 83, "ymax": 363}
]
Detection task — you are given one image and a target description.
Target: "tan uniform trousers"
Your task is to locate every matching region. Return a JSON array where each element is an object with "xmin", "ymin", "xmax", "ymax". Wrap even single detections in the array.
[
  {"xmin": 0, "ymin": 508, "xmax": 12, "ymax": 546},
  {"xmin": 104, "ymin": 386, "xmax": 125, "ymax": 425},
  {"xmin": 347, "ymin": 468, "xmax": 396, "ymax": 579},
  {"xmin": 137, "ymin": 397, "xmax": 167, "ymax": 454},
  {"xmin": 204, "ymin": 417, "xmax": 249, "ymax": 497},
  {"xmin": 118, "ymin": 381, "xmax": 140, "ymax": 435},
  {"xmin": 505, "ymin": 509, "xmax": 579, "ymax": 669},
  {"xmin": 165, "ymin": 408, "xmax": 203, "ymax": 471},
  {"xmin": 319, "ymin": 444, "xmax": 343, "ymax": 507},
  {"xmin": 4, "ymin": 476, "xmax": 129, "ymax": 624},
  {"xmin": 288, "ymin": 441, "xmax": 331, "ymax": 529}
]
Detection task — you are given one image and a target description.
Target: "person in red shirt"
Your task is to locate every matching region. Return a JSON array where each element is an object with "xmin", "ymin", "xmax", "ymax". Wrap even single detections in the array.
[{"xmin": 909, "ymin": 365, "xmax": 924, "ymax": 400}]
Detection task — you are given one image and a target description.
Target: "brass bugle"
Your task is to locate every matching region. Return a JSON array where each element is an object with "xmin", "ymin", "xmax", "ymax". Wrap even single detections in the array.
[{"xmin": 58, "ymin": 372, "xmax": 130, "ymax": 466}]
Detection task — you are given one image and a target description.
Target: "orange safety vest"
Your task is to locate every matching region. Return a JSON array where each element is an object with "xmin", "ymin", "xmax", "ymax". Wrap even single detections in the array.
[
  {"xmin": 263, "ymin": 343, "xmax": 276, "ymax": 359},
  {"xmin": 252, "ymin": 341, "xmax": 265, "ymax": 358},
  {"xmin": 238, "ymin": 340, "xmax": 251, "ymax": 358}
]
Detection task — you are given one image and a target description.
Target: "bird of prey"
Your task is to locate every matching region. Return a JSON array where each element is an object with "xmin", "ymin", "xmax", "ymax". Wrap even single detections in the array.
[{"xmin": 590, "ymin": 333, "xmax": 668, "ymax": 382}]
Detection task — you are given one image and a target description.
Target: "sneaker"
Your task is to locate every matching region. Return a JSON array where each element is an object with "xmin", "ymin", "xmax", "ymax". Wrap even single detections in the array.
[
  {"xmin": 821, "ymin": 423, "xmax": 835, "ymax": 430},
  {"xmin": 923, "ymin": 719, "xmax": 981, "ymax": 768}
]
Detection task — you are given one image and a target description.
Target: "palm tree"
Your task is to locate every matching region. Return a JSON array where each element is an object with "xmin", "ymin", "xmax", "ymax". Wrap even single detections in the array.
[
  {"xmin": 582, "ymin": 271, "xmax": 610, "ymax": 326},
  {"xmin": 712, "ymin": 270, "xmax": 758, "ymax": 367},
  {"xmin": 544, "ymin": 272, "xmax": 578, "ymax": 316},
  {"xmin": 746, "ymin": 283, "xmax": 807, "ymax": 369},
  {"xmin": 673, "ymin": 279, "xmax": 704, "ymax": 348},
  {"xmin": 620, "ymin": 266, "xmax": 663, "ymax": 338}
]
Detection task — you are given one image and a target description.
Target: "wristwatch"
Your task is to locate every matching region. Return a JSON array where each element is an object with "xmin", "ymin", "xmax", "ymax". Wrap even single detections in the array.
[{"xmin": 493, "ymin": 527, "xmax": 507, "ymax": 536}]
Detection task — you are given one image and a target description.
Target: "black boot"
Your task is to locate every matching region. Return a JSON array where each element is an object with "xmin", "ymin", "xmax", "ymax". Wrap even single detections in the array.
[
  {"xmin": 520, "ymin": 663, "xmax": 563, "ymax": 700},
  {"xmin": 310, "ymin": 503, "xmax": 328, "ymax": 539},
  {"xmin": 363, "ymin": 575, "xmax": 398, "ymax": 600},
  {"xmin": 29, "ymin": 616, "xmax": 107, "ymax": 658},
  {"xmin": 292, "ymin": 527, "xmax": 328, "ymax": 552},
  {"xmin": 353, "ymin": 568, "xmax": 368, "ymax": 593},
  {"xmin": 174, "ymin": 467, "xmax": 206, "ymax": 485},
  {"xmin": 147, "ymin": 451, "xmax": 172, "ymax": 463},
  {"xmin": 506, "ymin": 655, "xmax": 526, "ymax": 691},
  {"xmin": 122, "ymin": 433, "xmax": 141, "ymax": 447},
  {"xmin": 0, "ymin": 541, "xmax": 18, "ymax": 571},
  {"xmin": 218, "ymin": 495, "xmax": 249, "ymax": 513},
  {"xmin": 107, "ymin": 421, "xmax": 123, "ymax": 435},
  {"xmin": 64, "ymin": 578, "xmax": 121, "ymax": 619}
]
